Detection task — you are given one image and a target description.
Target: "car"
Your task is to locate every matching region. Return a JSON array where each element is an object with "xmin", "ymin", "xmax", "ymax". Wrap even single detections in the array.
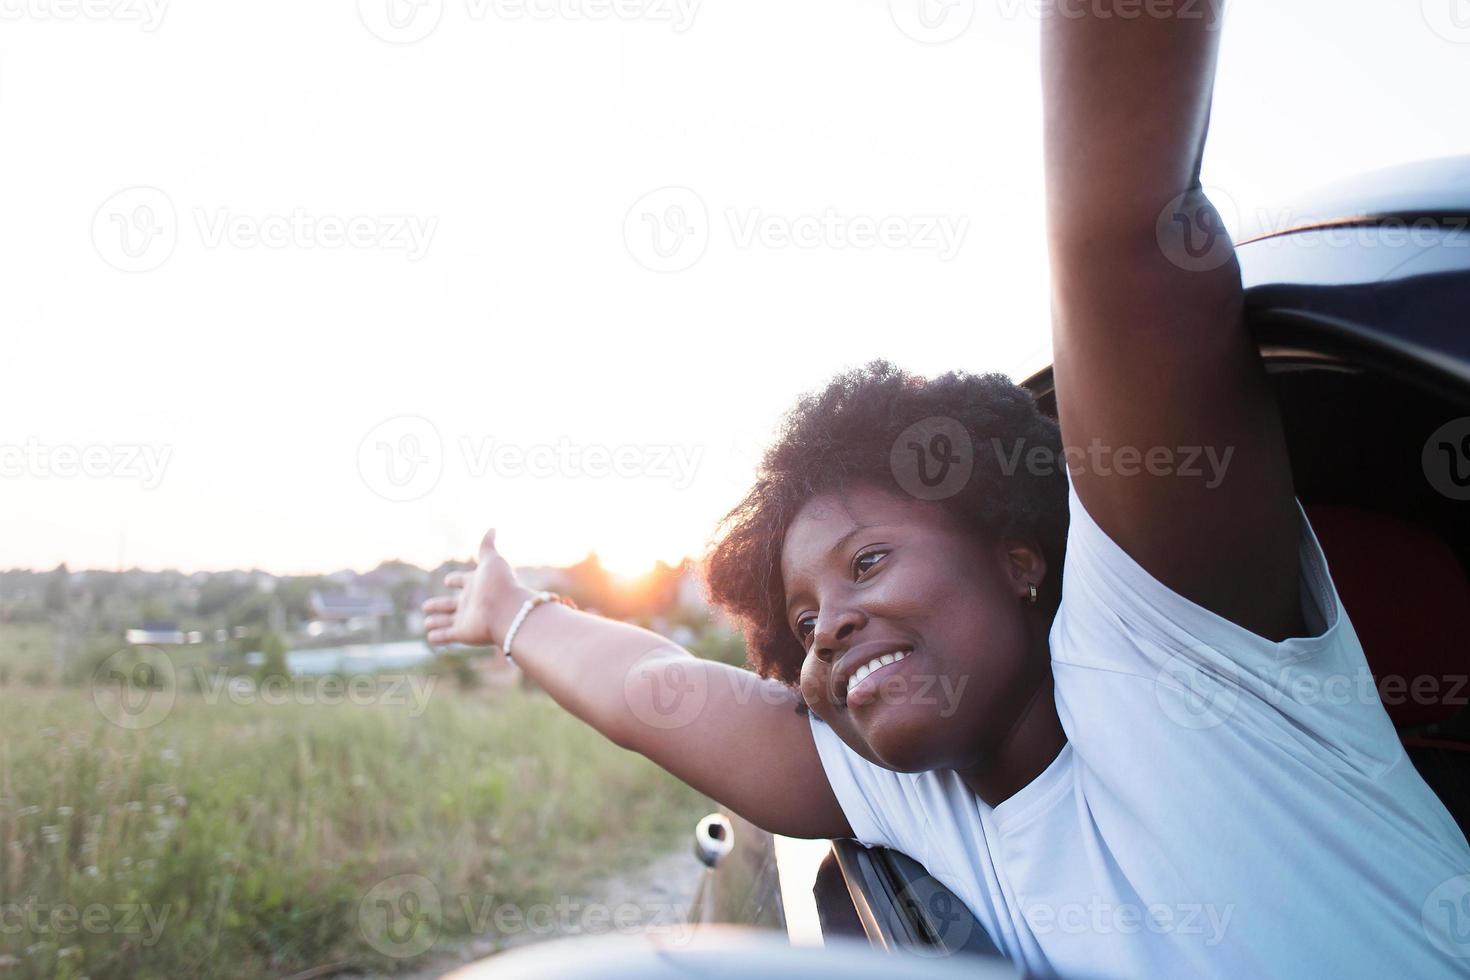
[{"xmin": 451, "ymin": 155, "xmax": 1470, "ymax": 977}]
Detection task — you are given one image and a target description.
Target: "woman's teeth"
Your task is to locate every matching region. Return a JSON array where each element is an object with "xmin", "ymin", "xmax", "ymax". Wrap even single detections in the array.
[{"xmin": 846, "ymin": 649, "xmax": 910, "ymax": 698}]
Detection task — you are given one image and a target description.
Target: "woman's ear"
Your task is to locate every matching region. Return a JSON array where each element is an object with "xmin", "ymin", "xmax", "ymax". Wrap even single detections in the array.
[{"xmin": 1000, "ymin": 538, "xmax": 1048, "ymax": 602}]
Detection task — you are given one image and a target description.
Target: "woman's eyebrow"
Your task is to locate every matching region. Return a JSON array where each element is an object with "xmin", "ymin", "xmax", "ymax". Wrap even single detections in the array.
[{"xmin": 784, "ymin": 522, "xmax": 888, "ymax": 614}]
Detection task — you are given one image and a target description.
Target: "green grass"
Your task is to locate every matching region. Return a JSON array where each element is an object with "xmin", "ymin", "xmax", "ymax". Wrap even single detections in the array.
[
  {"xmin": 0, "ymin": 683, "xmax": 713, "ymax": 979},
  {"xmin": 0, "ymin": 623, "xmax": 57, "ymax": 684}
]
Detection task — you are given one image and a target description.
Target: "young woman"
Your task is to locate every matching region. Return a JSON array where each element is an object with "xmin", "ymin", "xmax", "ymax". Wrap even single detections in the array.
[{"xmin": 422, "ymin": 3, "xmax": 1470, "ymax": 976}]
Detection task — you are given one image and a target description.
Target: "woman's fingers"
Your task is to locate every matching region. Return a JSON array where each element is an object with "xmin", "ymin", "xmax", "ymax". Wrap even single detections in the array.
[
  {"xmin": 426, "ymin": 627, "xmax": 454, "ymax": 646},
  {"xmin": 424, "ymin": 614, "xmax": 455, "ymax": 633},
  {"xmin": 422, "ymin": 595, "xmax": 458, "ymax": 614},
  {"xmin": 444, "ymin": 570, "xmax": 472, "ymax": 589}
]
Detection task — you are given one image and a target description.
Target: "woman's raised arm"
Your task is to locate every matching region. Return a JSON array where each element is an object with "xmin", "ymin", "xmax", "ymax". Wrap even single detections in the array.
[{"xmin": 1042, "ymin": 0, "xmax": 1306, "ymax": 641}]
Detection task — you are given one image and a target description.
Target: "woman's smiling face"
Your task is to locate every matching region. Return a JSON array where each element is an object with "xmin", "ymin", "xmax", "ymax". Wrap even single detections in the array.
[{"xmin": 781, "ymin": 480, "xmax": 1049, "ymax": 774}]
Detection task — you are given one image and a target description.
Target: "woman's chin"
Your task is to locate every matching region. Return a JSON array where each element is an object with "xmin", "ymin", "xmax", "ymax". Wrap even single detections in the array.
[{"xmin": 851, "ymin": 704, "xmax": 952, "ymax": 773}]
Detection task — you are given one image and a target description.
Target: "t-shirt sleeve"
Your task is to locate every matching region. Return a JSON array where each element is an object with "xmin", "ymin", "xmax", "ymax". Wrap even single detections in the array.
[
  {"xmin": 1049, "ymin": 471, "xmax": 1405, "ymax": 778},
  {"xmin": 806, "ymin": 711, "xmax": 904, "ymax": 850}
]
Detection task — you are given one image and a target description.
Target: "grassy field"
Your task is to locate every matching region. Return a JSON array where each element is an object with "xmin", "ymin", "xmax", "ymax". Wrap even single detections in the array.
[{"xmin": 0, "ymin": 680, "xmax": 714, "ymax": 979}]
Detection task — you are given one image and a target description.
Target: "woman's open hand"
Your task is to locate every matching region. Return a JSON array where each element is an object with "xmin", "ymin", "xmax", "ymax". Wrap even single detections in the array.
[{"xmin": 421, "ymin": 529, "xmax": 532, "ymax": 648}]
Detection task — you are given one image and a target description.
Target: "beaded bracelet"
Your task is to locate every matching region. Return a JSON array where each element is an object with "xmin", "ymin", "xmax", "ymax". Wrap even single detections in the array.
[{"xmin": 501, "ymin": 590, "xmax": 576, "ymax": 663}]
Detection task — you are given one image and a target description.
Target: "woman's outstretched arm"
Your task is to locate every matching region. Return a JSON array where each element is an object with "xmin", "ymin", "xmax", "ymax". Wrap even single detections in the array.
[
  {"xmin": 1042, "ymin": 0, "xmax": 1306, "ymax": 641},
  {"xmin": 422, "ymin": 529, "xmax": 852, "ymax": 841}
]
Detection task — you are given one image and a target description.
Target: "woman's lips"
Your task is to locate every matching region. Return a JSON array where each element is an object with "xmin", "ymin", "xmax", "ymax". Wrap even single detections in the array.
[{"xmin": 846, "ymin": 649, "xmax": 918, "ymax": 708}]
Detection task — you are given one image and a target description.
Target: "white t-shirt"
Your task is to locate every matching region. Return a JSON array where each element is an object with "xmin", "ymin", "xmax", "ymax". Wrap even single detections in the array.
[{"xmin": 809, "ymin": 475, "xmax": 1470, "ymax": 978}]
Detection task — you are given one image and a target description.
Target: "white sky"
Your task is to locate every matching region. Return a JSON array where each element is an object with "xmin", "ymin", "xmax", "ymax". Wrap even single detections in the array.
[{"xmin": 3, "ymin": 0, "xmax": 1467, "ymax": 576}]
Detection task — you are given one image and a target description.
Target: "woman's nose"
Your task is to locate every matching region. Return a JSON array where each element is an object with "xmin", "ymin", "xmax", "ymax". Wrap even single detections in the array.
[{"xmin": 813, "ymin": 606, "xmax": 866, "ymax": 663}]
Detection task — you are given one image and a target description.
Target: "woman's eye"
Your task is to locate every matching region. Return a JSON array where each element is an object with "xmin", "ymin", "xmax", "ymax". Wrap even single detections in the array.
[
  {"xmin": 793, "ymin": 550, "xmax": 888, "ymax": 643},
  {"xmin": 854, "ymin": 549, "xmax": 889, "ymax": 578}
]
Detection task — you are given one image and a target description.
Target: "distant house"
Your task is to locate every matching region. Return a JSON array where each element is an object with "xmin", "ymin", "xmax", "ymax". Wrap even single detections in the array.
[
  {"xmin": 306, "ymin": 591, "xmax": 393, "ymax": 637},
  {"xmin": 124, "ymin": 620, "xmax": 187, "ymax": 645}
]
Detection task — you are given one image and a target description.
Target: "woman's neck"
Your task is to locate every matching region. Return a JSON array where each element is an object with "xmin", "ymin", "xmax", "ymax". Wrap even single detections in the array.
[{"xmin": 957, "ymin": 658, "xmax": 1068, "ymax": 807}]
